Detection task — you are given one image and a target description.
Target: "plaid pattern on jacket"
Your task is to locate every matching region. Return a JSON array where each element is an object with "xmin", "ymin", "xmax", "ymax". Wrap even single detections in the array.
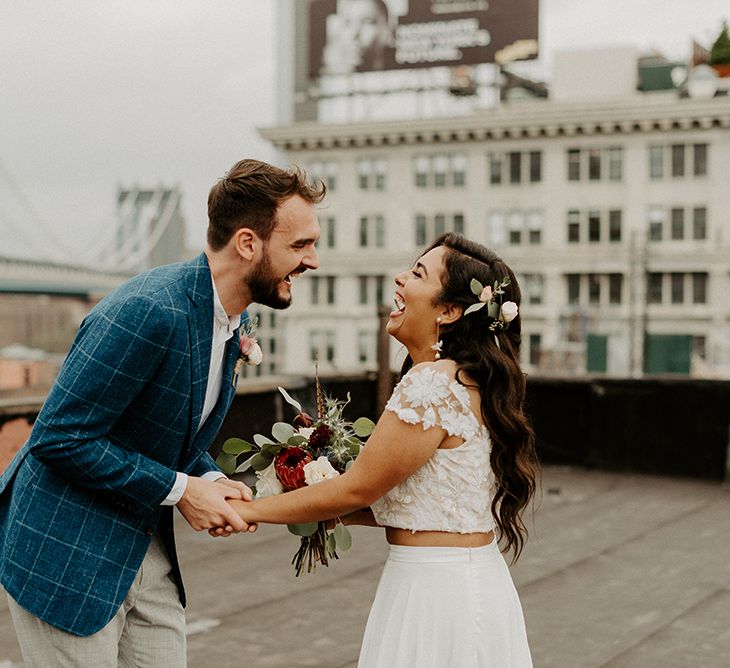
[{"xmin": 0, "ymin": 253, "xmax": 242, "ymax": 636}]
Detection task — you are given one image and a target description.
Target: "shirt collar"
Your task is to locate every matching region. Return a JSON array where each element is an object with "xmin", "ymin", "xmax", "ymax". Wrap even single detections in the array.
[{"xmin": 211, "ymin": 275, "xmax": 242, "ymax": 332}]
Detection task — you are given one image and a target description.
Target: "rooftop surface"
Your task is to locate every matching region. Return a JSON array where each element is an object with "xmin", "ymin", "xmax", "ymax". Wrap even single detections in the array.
[{"xmin": 1, "ymin": 466, "xmax": 729, "ymax": 667}]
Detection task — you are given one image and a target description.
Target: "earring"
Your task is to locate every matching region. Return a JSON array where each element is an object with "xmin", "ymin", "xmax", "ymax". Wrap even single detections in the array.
[{"xmin": 431, "ymin": 316, "xmax": 443, "ymax": 360}]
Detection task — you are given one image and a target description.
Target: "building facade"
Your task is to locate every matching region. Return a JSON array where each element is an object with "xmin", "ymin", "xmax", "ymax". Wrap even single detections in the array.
[{"xmin": 258, "ymin": 91, "xmax": 729, "ymax": 378}]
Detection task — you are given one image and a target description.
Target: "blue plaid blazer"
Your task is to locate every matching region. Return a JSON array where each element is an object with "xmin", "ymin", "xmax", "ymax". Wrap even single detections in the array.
[{"xmin": 0, "ymin": 253, "xmax": 243, "ymax": 636}]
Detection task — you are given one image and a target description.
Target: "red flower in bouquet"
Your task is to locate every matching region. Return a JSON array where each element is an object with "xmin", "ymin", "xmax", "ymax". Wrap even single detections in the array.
[
  {"xmin": 307, "ymin": 424, "xmax": 333, "ymax": 455},
  {"xmin": 274, "ymin": 447, "xmax": 313, "ymax": 490}
]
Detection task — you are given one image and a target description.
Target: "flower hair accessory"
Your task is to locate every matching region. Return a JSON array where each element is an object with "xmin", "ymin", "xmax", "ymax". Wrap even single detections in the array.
[
  {"xmin": 464, "ymin": 277, "xmax": 519, "ymax": 333},
  {"xmin": 232, "ymin": 316, "xmax": 263, "ymax": 386}
]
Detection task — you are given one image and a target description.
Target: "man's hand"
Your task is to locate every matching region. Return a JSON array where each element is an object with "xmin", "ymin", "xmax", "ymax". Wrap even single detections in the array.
[
  {"xmin": 177, "ymin": 476, "xmax": 249, "ymax": 533},
  {"xmin": 208, "ymin": 478, "xmax": 258, "ymax": 538}
]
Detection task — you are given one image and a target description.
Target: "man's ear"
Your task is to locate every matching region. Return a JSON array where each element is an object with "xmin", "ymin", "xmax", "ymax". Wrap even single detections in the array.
[
  {"xmin": 233, "ymin": 228, "xmax": 257, "ymax": 261},
  {"xmin": 439, "ymin": 302, "xmax": 463, "ymax": 325}
]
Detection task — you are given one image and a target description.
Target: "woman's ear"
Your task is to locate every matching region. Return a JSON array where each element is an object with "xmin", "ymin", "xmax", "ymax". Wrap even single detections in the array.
[
  {"xmin": 439, "ymin": 302, "xmax": 463, "ymax": 325},
  {"xmin": 233, "ymin": 227, "xmax": 257, "ymax": 261}
]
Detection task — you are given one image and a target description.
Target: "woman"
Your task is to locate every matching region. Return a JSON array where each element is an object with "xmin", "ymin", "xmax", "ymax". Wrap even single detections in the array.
[{"xmin": 228, "ymin": 233, "xmax": 538, "ymax": 666}]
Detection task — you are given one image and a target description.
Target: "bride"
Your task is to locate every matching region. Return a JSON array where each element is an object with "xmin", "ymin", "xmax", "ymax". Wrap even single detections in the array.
[{"xmin": 227, "ymin": 233, "xmax": 537, "ymax": 667}]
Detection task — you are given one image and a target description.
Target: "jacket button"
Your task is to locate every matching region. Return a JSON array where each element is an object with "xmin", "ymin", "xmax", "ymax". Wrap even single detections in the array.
[{"xmin": 145, "ymin": 527, "xmax": 155, "ymax": 536}]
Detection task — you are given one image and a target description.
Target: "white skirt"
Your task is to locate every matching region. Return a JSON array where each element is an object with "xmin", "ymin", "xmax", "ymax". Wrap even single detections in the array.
[{"xmin": 358, "ymin": 541, "xmax": 533, "ymax": 668}]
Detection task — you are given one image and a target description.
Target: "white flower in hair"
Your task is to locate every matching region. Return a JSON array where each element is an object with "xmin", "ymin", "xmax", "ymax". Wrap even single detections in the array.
[{"xmin": 500, "ymin": 301, "xmax": 519, "ymax": 323}]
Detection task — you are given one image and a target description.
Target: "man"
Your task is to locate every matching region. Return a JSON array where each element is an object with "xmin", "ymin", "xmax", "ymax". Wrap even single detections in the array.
[{"xmin": 0, "ymin": 159, "xmax": 324, "ymax": 666}]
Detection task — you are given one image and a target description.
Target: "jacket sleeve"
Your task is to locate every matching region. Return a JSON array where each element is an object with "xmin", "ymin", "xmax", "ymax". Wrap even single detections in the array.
[{"xmin": 28, "ymin": 293, "xmax": 178, "ymax": 516}]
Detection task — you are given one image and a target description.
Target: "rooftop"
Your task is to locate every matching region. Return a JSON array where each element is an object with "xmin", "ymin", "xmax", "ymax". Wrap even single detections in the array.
[{"xmin": 2, "ymin": 466, "xmax": 727, "ymax": 667}]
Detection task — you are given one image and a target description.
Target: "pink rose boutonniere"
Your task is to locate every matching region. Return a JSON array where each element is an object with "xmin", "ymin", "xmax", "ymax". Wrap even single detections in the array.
[{"xmin": 232, "ymin": 317, "xmax": 263, "ymax": 386}]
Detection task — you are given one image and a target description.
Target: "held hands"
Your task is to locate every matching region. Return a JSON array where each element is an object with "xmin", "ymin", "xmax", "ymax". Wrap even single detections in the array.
[{"xmin": 177, "ymin": 476, "xmax": 257, "ymax": 535}]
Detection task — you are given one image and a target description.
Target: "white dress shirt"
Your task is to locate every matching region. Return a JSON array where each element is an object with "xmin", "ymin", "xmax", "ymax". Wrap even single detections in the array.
[{"xmin": 162, "ymin": 277, "xmax": 242, "ymax": 505}]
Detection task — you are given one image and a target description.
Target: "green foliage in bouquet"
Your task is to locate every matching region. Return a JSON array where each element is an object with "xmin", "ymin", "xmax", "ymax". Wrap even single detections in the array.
[{"xmin": 215, "ymin": 380, "xmax": 375, "ymax": 576}]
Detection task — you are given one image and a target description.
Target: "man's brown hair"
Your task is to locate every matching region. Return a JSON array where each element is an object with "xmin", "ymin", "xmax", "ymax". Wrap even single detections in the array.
[{"xmin": 207, "ymin": 159, "xmax": 326, "ymax": 250}]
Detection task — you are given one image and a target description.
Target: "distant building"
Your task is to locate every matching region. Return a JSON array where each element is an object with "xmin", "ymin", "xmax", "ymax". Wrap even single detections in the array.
[
  {"xmin": 258, "ymin": 46, "xmax": 730, "ymax": 378},
  {"xmin": 0, "ymin": 344, "xmax": 59, "ymax": 391},
  {"xmin": 108, "ymin": 186, "xmax": 186, "ymax": 272}
]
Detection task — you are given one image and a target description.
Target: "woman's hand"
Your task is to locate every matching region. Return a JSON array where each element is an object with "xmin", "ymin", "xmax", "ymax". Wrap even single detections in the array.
[{"xmin": 208, "ymin": 499, "xmax": 257, "ymax": 538}]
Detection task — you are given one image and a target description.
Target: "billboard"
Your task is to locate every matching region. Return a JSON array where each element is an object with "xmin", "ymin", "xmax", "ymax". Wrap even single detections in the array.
[{"xmin": 309, "ymin": 0, "xmax": 539, "ymax": 77}]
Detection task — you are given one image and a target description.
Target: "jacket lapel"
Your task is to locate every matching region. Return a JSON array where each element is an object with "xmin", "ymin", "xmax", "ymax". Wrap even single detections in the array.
[{"xmin": 186, "ymin": 253, "xmax": 214, "ymax": 436}]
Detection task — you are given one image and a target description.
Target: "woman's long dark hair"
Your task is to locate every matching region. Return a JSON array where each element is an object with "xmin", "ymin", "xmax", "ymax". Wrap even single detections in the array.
[{"xmin": 402, "ymin": 233, "xmax": 538, "ymax": 561}]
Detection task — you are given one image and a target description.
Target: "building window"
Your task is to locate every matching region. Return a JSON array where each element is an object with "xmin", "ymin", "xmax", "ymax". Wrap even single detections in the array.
[
  {"xmin": 647, "ymin": 273, "xmax": 663, "ymax": 304},
  {"xmin": 648, "ymin": 207, "xmax": 664, "ymax": 241},
  {"xmin": 608, "ymin": 148, "xmax": 623, "ymax": 181},
  {"xmin": 358, "ymin": 276, "xmax": 368, "ymax": 305},
  {"xmin": 692, "ymin": 273, "xmax": 707, "ymax": 304},
  {"xmin": 529, "ymin": 334, "xmax": 542, "ymax": 366},
  {"xmin": 357, "ymin": 158, "xmax": 387, "ymax": 191},
  {"xmin": 415, "ymin": 213, "xmax": 465, "ymax": 246},
  {"xmin": 309, "ymin": 331, "xmax": 336, "ymax": 363},
  {"xmin": 567, "ymin": 149, "xmax": 580, "ymax": 181},
  {"xmin": 588, "ymin": 149, "xmax": 601, "ymax": 181},
  {"xmin": 308, "ymin": 160, "xmax": 337, "ymax": 191},
  {"xmin": 567, "ymin": 210, "xmax": 580, "ymax": 243},
  {"xmin": 693, "ymin": 144, "xmax": 707, "ymax": 176},
  {"xmin": 487, "ymin": 211, "xmax": 506, "ymax": 246},
  {"xmin": 693, "ymin": 207, "xmax": 707, "ymax": 240},
  {"xmin": 608, "ymin": 273, "xmax": 623, "ymax": 304},
  {"xmin": 415, "ymin": 153, "xmax": 466, "ymax": 188},
  {"xmin": 508, "ymin": 211, "xmax": 524, "ymax": 245},
  {"xmin": 670, "ymin": 208, "xmax": 684, "ymax": 240},
  {"xmin": 509, "ymin": 152, "xmax": 522, "ymax": 184},
  {"xmin": 588, "ymin": 273, "xmax": 601, "ymax": 304},
  {"xmin": 323, "ymin": 217, "xmax": 336, "ymax": 248},
  {"xmin": 415, "ymin": 214, "xmax": 427, "ymax": 246},
  {"xmin": 588, "ymin": 211, "xmax": 601, "ymax": 243},
  {"xmin": 488, "ymin": 154, "xmax": 502, "ymax": 184},
  {"xmin": 310, "ymin": 276, "xmax": 320, "ymax": 305},
  {"xmin": 529, "ymin": 151, "xmax": 542, "ymax": 182},
  {"xmin": 357, "ymin": 331, "xmax": 373, "ymax": 363},
  {"xmin": 609, "ymin": 210, "xmax": 622, "ymax": 242},
  {"xmin": 527, "ymin": 210, "xmax": 543, "ymax": 244},
  {"xmin": 325, "ymin": 276, "xmax": 336, "ymax": 305},
  {"xmin": 649, "ymin": 145, "xmax": 664, "ymax": 179},
  {"xmin": 523, "ymin": 273, "xmax": 544, "ymax": 305},
  {"xmin": 452, "ymin": 154, "xmax": 466, "ymax": 187},
  {"xmin": 671, "ymin": 144, "xmax": 685, "ymax": 177},
  {"xmin": 415, "ymin": 156, "xmax": 429, "ymax": 187},
  {"xmin": 359, "ymin": 215, "xmax": 385, "ymax": 247},
  {"xmin": 670, "ymin": 273, "xmax": 684, "ymax": 304},
  {"xmin": 692, "ymin": 335, "xmax": 707, "ymax": 360},
  {"xmin": 567, "ymin": 274, "xmax": 580, "ymax": 304}
]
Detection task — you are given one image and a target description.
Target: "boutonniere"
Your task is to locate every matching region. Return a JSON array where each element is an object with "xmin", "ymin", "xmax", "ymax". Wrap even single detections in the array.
[{"xmin": 232, "ymin": 317, "xmax": 263, "ymax": 386}]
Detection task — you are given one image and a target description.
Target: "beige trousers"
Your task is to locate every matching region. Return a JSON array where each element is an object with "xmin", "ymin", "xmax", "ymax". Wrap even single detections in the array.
[{"xmin": 8, "ymin": 535, "xmax": 186, "ymax": 668}]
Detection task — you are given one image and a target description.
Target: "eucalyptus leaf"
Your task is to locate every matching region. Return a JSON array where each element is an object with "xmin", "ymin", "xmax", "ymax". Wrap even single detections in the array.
[
  {"xmin": 348, "ymin": 442, "xmax": 361, "ymax": 456},
  {"xmin": 272, "ymin": 422, "xmax": 295, "ymax": 443},
  {"xmin": 258, "ymin": 444, "xmax": 280, "ymax": 459},
  {"xmin": 254, "ymin": 433, "xmax": 275, "ymax": 447},
  {"xmin": 333, "ymin": 523, "xmax": 352, "ymax": 551},
  {"xmin": 470, "ymin": 278, "xmax": 483, "ymax": 295},
  {"xmin": 251, "ymin": 452, "xmax": 274, "ymax": 472},
  {"xmin": 464, "ymin": 302, "xmax": 486, "ymax": 315},
  {"xmin": 222, "ymin": 438, "xmax": 255, "ymax": 455},
  {"xmin": 287, "ymin": 435, "xmax": 308, "ymax": 446},
  {"xmin": 215, "ymin": 452, "xmax": 237, "ymax": 476},
  {"xmin": 353, "ymin": 417, "xmax": 375, "ymax": 437},
  {"xmin": 487, "ymin": 301, "xmax": 500, "ymax": 318},
  {"xmin": 345, "ymin": 459, "xmax": 355, "ymax": 471},
  {"xmin": 234, "ymin": 454, "xmax": 257, "ymax": 474},
  {"xmin": 287, "ymin": 522, "xmax": 319, "ymax": 537},
  {"xmin": 278, "ymin": 386, "xmax": 302, "ymax": 412}
]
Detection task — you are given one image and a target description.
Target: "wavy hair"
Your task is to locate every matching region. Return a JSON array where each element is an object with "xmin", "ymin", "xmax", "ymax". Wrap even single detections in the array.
[{"xmin": 403, "ymin": 233, "xmax": 539, "ymax": 561}]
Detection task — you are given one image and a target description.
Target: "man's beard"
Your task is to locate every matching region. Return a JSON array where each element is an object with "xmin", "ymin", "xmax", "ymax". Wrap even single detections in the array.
[{"xmin": 248, "ymin": 251, "xmax": 294, "ymax": 309}]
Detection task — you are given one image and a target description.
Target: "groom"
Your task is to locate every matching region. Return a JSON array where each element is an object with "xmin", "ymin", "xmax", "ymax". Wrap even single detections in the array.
[{"xmin": 0, "ymin": 159, "xmax": 324, "ymax": 666}]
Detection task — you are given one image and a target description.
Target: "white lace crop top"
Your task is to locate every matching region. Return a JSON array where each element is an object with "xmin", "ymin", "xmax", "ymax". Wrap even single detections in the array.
[{"xmin": 371, "ymin": 364, "xmax": 496, "ymax": 534}]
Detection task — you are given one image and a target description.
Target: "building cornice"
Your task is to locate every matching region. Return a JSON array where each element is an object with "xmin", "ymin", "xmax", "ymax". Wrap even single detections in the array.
[{"xmin": 259, "ymin": 96, "xmax": 730, "ymax": 151}]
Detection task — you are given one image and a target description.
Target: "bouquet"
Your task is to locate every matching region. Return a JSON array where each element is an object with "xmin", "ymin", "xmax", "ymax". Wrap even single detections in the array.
[{"xmin": 216, "ymin": 376, "xmax": 375, "ymax": 576}]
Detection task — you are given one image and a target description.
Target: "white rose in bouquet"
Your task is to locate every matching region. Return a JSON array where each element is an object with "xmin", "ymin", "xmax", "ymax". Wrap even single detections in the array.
[
  {"xmin": 303, "ymin": 456, "xmax": 341, "ymax": 486},
  {"xmin": 255, "ymin": 461, "xmax": 284, "ymax": 498}
]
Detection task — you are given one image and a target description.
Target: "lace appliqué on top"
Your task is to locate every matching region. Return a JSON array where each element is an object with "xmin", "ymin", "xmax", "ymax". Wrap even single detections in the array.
[{"xmin": 371, "ymin": 364, "xmax": 496, "ymax": 534}]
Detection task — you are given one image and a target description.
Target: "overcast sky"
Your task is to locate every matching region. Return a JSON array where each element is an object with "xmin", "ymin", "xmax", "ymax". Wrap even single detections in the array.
[{"xmin": 1, "ymin": 0, "xmax": 727, "ymax": 263}]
